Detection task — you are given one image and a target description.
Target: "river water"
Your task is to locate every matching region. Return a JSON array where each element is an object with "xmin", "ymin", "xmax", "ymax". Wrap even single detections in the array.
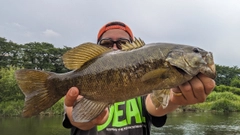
[
  {"xmin": 152, "ymin": 112, "xmax": 240, "ymax": 135},
  {"xmin": 0, "ymin": 112, "xmax": 239, "ymax": 135}
]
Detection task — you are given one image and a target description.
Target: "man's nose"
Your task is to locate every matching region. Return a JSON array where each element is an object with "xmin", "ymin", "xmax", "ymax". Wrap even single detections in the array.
[{"xmin": 112, "ymin": 44, "xmax": 119, "ymax": 50}]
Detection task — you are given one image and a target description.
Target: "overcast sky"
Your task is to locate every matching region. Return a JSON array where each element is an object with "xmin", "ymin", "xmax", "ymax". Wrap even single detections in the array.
[{"xmin": 1, "ymin": 0, "xmax": 240, "ymax": 67}]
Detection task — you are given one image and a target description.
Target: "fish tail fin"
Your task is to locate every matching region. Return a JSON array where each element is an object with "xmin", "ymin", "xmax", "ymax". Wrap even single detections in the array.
[
  {"xmin": 15, "ymin": 69, "xmax": 62, "ymax": 117},
  {"xmin": 150, "ymin": 89, "xmax": 170, "ymax": 109}
]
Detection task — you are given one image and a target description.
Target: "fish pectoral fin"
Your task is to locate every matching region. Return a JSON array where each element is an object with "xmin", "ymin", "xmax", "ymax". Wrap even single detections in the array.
[
  {"xmin": 72, "ymin": 98, "xmax": 109, "ymax": 123},
  {"xmin": 150, "ymin": 89, "xmax": 170, "ymax": 109},
  {"xmin": 141, "ymin": 68, "xmax": 168, "ymax": 82},
  {"xmin": 62, "ymin": 43, "xmax": 111, "ymax": 70},
  {"xmin": 121, "ymin": 38, "xmax": 145, "ymax": 51}
]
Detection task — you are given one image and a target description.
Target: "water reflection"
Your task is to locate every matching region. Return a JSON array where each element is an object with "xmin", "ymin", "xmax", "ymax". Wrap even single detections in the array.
[
  {"xmin": 0, "ymin": 112, "xmax": 239, "ymax": 135},
  {"xmin": 0, "ymin": 115, "xmax": 69, "ymax": 135},
  {"xmin": 151, "ymin": 112, "xmax": 240, "ymax": 135}
]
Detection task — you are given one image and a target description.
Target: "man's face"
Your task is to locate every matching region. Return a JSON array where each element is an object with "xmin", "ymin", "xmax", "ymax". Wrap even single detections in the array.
[{"xmin": 99, "ymin": 29, "xmax": 131, "ymax": 50}]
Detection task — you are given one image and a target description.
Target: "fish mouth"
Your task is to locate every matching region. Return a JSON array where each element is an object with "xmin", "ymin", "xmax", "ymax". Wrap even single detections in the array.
[
  {"xmin": 209, "ymin": 64, "xmax": 216, "ymax": 74},
  {"xmin": 200, "ymin": 63, "xmax": 216, "ymax": 79},
  {"xmin": 171, "ymin": 65, "xmax": 190, "ymax": 76},
  {"xmin": 172, "ymin": 66, "xmax": 189, "ymax": 75},
  {"xmin": 200, "ymin": 52, "xmax": 217, "ymax": 79},
  {"xmin": 172, "ymin": 64, "xmax": 216, "ymax": 79}
]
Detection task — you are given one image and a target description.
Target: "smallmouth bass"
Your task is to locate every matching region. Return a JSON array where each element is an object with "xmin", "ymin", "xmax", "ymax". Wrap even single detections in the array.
[{"xmin": 15, "ymin": 38, "xmax": 216, "ymax": 122}]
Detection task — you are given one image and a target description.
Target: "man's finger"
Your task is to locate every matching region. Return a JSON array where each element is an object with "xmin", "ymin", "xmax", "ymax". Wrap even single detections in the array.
[
  {"xmin": 171, "ymin": 87, "xmax": 182, "ymax": 93},
  {"xmin": 197, "ymin": 74, "xmax": 216, "ymax": 95},
  {"xmin": 64, "ymin": 87, "xmax": 79, "ymax": 107},
  {"xmin": 170, "ymin": 88, "xmax": 187, "ymax": 105},
  {"xmin": 190, "ymin": 76, "xmax": 206, "ymax": 102}
]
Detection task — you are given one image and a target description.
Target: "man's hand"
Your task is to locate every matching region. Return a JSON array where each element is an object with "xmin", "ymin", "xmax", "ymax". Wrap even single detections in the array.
[
  {"xmin": 170, "ymin": 73, "xmax": 215, "ymax": 105},
  {"xmin": 146, "ymin": 73, "xmax": 215, "ymax": 116},
  {"xmin": 64, "ymin": 87, "xmax": 109, "ymax": 130}
]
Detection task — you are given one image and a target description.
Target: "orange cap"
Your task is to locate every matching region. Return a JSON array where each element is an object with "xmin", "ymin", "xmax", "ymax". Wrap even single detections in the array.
[{"xmin": 97, "ymin": 21, "xmax": 134, "ymax": 43}]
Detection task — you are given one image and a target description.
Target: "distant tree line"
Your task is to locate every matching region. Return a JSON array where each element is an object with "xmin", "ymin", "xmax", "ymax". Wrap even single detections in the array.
[
  {"xmin": 0, "ymin": 37, "xmax": 71, "ymax": 73},
  {"xmin": 216, "ymin": 65, "xmax": 240, "ymax": 86}
]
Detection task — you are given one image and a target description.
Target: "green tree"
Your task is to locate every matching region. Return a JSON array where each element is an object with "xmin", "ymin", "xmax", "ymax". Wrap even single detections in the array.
[
  {"xmin": 215, "ymin": 65, "xmax": 240, "ymax": 86},
  {"xmin": 0, "ymin": 36, "xmax": 71, "ymax": 73},
  {"xmin": 0, "ymin": 37, "xmax": 22, "ymax": 68},
  {"xmin": 0, "ymin": 37, "xmax": 8, "ymax": 67},
  {"xmin": 230, "ymin": 76, "xmax": 240, "ymax": 88},
  {"xmin": 214, "ymin": 85, "xmax": 240, "ymax": 95},
  {"xmin": 0, "ymin": 66, "xmax": 24, "ymax": 102},
  {"xmin": 21, "ymin": 42, "xmax": 71, "ymax": 72},
  {"xmin": 22, "ymin": 42, "xmax": 53, "ymax": 70},
  {"xmin": 50, "ymin": 46, "xmax": 71, "ymax": 73}
]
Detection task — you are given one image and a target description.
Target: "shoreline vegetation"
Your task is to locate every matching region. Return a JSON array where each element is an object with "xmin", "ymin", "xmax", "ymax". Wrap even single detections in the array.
[
  {"xmin": 1, "ymin": 88, "xmax": 240, "ymax": 117},
  {"xmin": 1, "ymin": 37, "xmax": 240, "ymax": 117}
]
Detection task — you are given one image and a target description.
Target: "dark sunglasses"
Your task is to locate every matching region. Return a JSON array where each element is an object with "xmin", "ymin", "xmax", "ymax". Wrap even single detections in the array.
[{"xmin": 98, "ymin": 38, "xmax": 131, "ymax": 49}]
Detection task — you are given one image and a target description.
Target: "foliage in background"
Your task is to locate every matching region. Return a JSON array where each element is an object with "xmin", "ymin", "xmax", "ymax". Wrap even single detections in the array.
[
  {"xmin": 0, "ymin": 37, "xmax": 21, "ymax": 68},
  {"xmin": 216, "ymin": 65, "xmax": 240, "ymax": 86},
  {"xmin": 0, "ymin": 66, "xmax": 24, "ymax": 102},
  {"xmin": 44, "ymin": 98, "xmax": 65, "ymax": 116},
  {"xmin": 0, "ymin": 100, "xmax": 24, "ymax": 116},
  {"xmin": 0, "ymin": 98, "xmax": 64, "ymax": 117},
  {"xmin": 0, "ymin": 37, "xmax": 71, "ymax": 73},
  {"xmin": 230, "ymin": 76, "xmax": 240, "ymax": 88},
  {"xmin": 188, "ymin": 91, "xmax": 240, "ymax": 112},
  {"xmin": 214, "ymin": 85, "xmax": 240, "ymax": 95}
]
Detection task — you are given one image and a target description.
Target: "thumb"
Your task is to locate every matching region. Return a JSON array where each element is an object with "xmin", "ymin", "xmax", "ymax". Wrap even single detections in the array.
[{"xmin": 64, "ymin": 87, "xmax": 80, "ymax": 107}]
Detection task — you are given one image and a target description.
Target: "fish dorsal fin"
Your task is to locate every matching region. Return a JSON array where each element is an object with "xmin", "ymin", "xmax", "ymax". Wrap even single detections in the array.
[
  {"xmin": 63, "ymin": 43, "xmax": 111, "ymax": 70},
  {"xmin": 121, "ymin": 37, "xmax": 145, "ymax": 51}
]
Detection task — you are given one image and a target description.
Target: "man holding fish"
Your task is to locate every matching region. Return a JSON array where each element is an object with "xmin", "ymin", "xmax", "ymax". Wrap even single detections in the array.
[{"xmin": 62, "ymin": 21, "xmax": 216, "ymax": 135}]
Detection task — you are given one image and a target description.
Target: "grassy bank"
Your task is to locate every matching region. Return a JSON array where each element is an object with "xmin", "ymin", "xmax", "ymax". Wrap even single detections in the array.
[
  {"xmin": 181, "ymin": 91, "xmax": 240, "ymax": 112},
  {"xmin": 0, "ymin": 98, "xmax": 65, "ymax": 117}
]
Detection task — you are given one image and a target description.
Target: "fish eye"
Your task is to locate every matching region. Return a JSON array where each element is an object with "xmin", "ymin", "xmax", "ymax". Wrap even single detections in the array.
[{"xmin": 193, "ymin": 48, "xmax": 200, "ymax": 53}]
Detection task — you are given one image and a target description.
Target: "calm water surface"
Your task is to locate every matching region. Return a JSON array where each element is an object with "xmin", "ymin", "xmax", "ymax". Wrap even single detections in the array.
[
  {"xmin": 152, "ymin": 112, "xmax": 240, "ymax": 135},
  {"xmin": 0, "ymin": 112, "xmax": 239, "ymax": 135}
]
